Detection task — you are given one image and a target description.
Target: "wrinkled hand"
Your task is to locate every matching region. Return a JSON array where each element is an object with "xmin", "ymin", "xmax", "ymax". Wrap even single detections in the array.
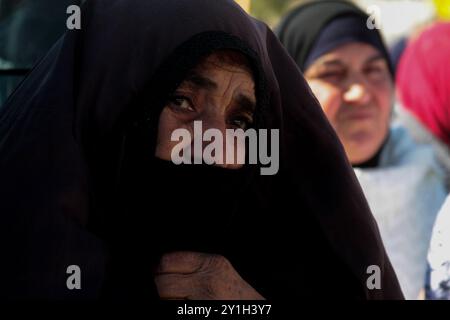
[{"xmin": 154, "ymin": 251, "xmax": 265, "ymax": 300}]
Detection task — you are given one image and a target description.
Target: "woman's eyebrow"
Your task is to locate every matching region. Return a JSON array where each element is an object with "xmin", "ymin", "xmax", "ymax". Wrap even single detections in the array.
[
  {"xmin": 316, "ymin": 59, "xmax": 345, "ymax": 68},
  {"xmin": 364, "ymin": 54, "xmax": 385, "ymax": 65},
  {"xmin": 184, "ymin": 73, "xmax": 217, "ymax": 90}
]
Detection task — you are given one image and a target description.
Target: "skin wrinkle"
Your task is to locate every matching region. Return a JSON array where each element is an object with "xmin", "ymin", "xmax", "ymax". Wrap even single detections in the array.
[
  {"xmin": 155, "ymin": 252, "xmax": 264, "ymax": 299},
  {"xmin": 203, "ymin": 62, "xmax": 255, "ymax": 118},
  {"xmin": 155, "ymin": 50, "xmax": 256, "ymax": 169}
]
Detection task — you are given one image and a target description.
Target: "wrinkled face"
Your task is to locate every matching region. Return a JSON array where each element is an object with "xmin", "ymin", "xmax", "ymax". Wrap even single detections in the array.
[
  {"xmin": 305, "ymin": 42, "xmax": 393, "ymax": 165},
  {"xmin": 155, "ymin": 51, "xmax": 256, "ymax": 168}
]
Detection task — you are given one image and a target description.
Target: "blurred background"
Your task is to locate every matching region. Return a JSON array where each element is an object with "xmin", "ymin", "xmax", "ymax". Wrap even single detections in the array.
[
  {"xmin": 248, "ymin": 0, "xmax": 445, "ymax": 43},
  {"xmin": 0, "ymin": 0, "xmax": 83, "ymax": 106},
  {"xmin": 0, "ymin": 0, "xmax": 449, "ymax": 107}
]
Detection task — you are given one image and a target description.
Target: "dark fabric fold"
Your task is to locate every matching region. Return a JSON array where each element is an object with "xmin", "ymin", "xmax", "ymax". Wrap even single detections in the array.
[{"xmin": 0, "ymin": 0, "xmax": 403, "ymax": 301}]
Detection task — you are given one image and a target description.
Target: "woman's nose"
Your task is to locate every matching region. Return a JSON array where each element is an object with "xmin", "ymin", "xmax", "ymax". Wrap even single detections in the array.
[
  {"xmin": 195, "ymin": 114, "xmax": 242, "ymax": 168},
  {"xmin": 343, "ymin": 83, "xmax": 371, "ymax": 106},
  {"xmin": 200, "ymin": 114, "xmax": 227, "ymax": 135}
]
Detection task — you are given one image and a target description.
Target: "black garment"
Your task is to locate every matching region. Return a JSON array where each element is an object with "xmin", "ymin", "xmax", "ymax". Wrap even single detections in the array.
[
  {"xmin": 0, "ymin": 0, "xmax": 80, "ymax": 107},
  {"xmin": 275, "ymin": 0, "xmax": 394, "ymax": 76},
  {"xmin": 0, "ymin": 0, "xmax": 403, "ymax": 300},
  {"xmin": 0, "ymin": 0, "xmax": 79, "ymax": 67},
  {"xmin": 103, "ymin": 156, "xmax": 252, "ymax": 299}
]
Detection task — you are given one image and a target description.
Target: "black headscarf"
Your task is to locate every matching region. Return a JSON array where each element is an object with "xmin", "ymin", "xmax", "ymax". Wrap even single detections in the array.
[
  {"xmin": 0, "ymin": 0, "xmax": 403, "ymax": 301},
  {"xmin": 275, "ymin": 0, "xmax": 394, "ymax": 76}
]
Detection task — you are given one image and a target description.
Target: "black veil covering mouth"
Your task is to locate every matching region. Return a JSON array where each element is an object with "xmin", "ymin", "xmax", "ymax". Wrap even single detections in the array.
[{"xmin": 0, "ymin": 0, "xmax": 403, "ymax": 301}]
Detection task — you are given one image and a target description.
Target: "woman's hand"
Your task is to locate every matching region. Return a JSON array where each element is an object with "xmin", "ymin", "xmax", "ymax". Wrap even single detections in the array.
[{"xmin": 154, "ymin": 251, "xmax": 265, "ymax": 300}]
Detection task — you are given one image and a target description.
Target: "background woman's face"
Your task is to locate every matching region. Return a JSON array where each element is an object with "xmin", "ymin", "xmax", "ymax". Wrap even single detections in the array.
[
  {"xmin": 305, "ymin": 42, "xmax": 393, "ymax": 165},
  {"xmin": 155, "ymin": 51, "xmax": 256, "ymax": 168}
]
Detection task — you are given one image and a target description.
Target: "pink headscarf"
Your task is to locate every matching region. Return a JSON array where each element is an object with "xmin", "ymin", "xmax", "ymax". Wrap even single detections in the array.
[{"xmin": 397, "ymin": 22, "xmax": 450, "ymax": 146}]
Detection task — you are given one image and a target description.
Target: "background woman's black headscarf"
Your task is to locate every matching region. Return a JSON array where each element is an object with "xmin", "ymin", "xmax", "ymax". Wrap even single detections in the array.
[
  {"xmin": 0, "ymin": 0, "xmax": 403, "ymax": 301},
  {"xmin": 275, "ymin": 0, "xmax": 394, "ymax": 76}
]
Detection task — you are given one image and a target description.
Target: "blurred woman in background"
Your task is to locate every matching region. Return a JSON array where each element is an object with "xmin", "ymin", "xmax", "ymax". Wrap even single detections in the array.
[
  {"xmin": 396, "ymin": 22, "xmax": 450, "ymax": 186},
  {"xmin": 276, "ymin": 0, "xmax": 446, "ymax": 299},
  {"xmin": 396, "ymin": 22, "xmax": 450, "ymax": 299}
]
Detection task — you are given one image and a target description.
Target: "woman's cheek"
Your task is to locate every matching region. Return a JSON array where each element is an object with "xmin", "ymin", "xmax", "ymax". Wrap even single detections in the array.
[
  {"xmin": 155, "ymin": 107, "xmax": 192, "ymax": 160},
  {"xmin": 373, "ymin": 81, "xmax": 394, "ymax": 130},
  {"xmin": 307, "ymin": 80, "xmax": 342, "ymax": 126}
]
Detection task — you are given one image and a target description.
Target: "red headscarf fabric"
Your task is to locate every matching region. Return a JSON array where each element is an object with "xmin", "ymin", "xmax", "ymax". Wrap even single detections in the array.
[{"xmin": 397, "ymin": 22, "xmax": 450, "ymax": 146}]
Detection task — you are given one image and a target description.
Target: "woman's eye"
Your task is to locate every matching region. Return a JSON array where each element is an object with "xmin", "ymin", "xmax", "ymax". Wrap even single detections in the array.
[
  {"xmin": 365, "ymin": 67, "xmax": 382, "ymax": 75},
  {"xmin": 365, "ymin": 66, "xmax": 388, "ymax": 80},
  {"xmin": 168, "ymin": 96, "xmax": 195, "ymax": 112},
  {"xmin": 317, "ymin": 71, "xmax": 345, "ymax": 82},
  {"xmin": 230, "ymin": 117, "xmax": 253, "ymax": 130}
]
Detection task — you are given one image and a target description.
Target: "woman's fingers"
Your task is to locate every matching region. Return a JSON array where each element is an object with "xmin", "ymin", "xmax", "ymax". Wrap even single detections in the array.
[
  {"xmin": 155, "ymin": 251, "xmax": 265, "ymax": 300},
  {"xmin": 154, "ymin": 273, "xmax": 196, "ymax": 300},
  {"xmin": 156, "ymin": 251, "xmax": 209, "ymax": 274}
]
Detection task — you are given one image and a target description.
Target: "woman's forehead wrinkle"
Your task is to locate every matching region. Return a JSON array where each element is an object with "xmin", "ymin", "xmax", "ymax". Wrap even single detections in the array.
[
  {"xmin": 183, "ymin": 73, "xmax": 218, "ymax": 91},
  {"xmin": 194, "ymin": 62, "xmax": 255, "ymax": 94},
  {"xmin": 211, "ymin": 70, "xmax": 255, "ymax": 111},
  {"xmin": 222, "ymin": 72, "xmax": 236, "ymax": 100}
]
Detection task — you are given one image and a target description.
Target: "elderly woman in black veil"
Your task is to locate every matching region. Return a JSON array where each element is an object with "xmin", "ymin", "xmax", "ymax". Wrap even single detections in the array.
[{"xmin": 0, "ymin": 0, "xmax": 403, "ymax": 301}]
